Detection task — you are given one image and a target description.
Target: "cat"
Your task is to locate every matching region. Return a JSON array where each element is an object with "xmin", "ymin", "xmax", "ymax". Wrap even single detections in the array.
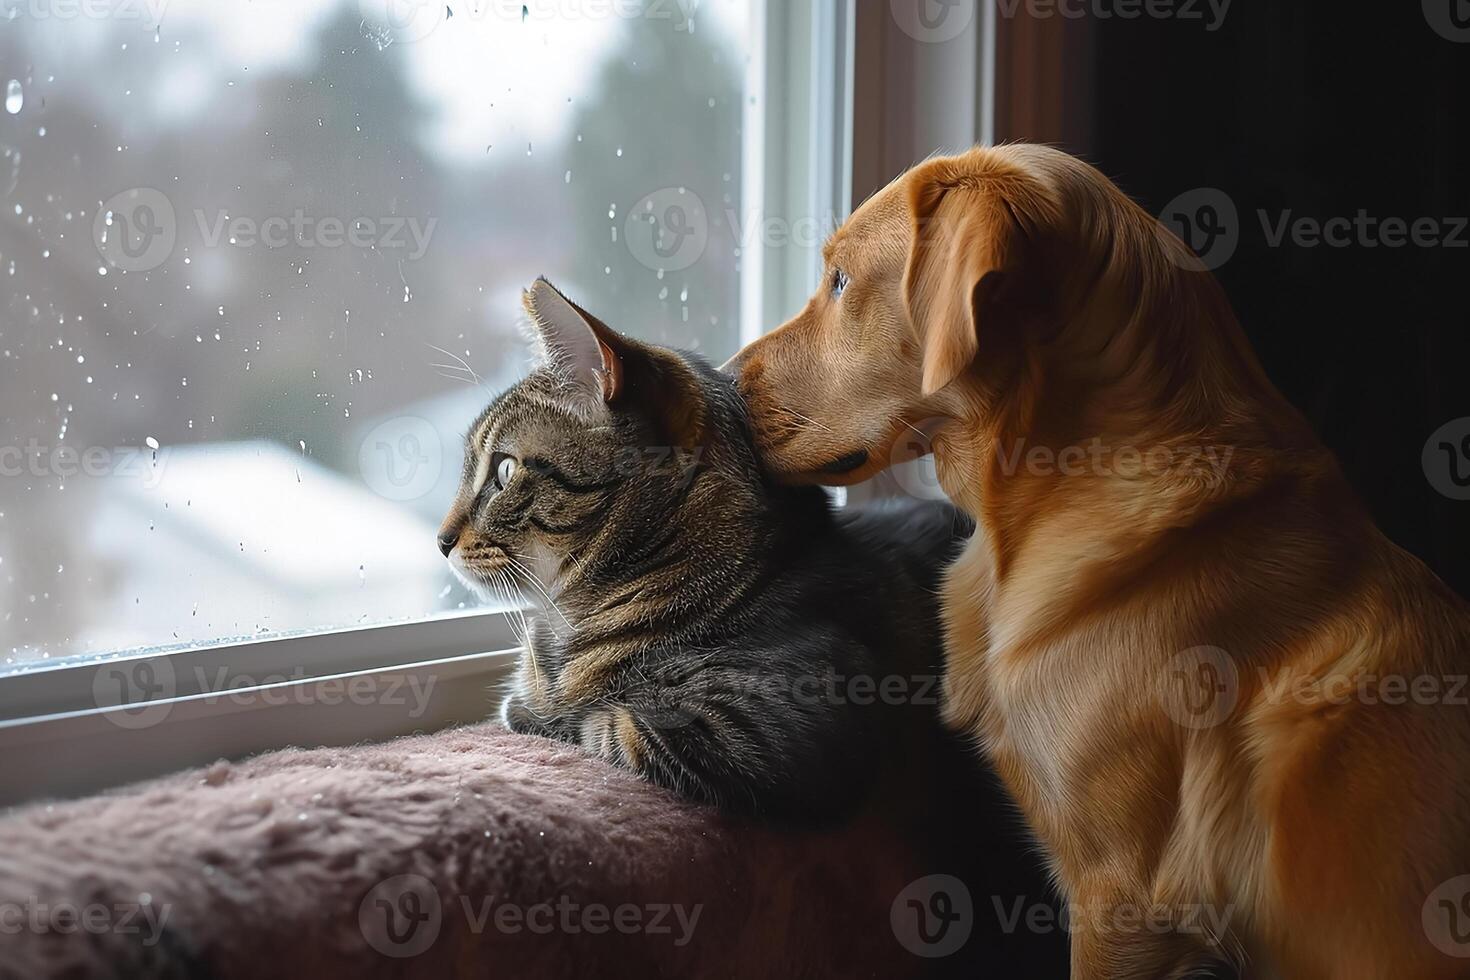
[{"xmin": 436, "ymin": 278, "xmax": 972, "ymax": 822}]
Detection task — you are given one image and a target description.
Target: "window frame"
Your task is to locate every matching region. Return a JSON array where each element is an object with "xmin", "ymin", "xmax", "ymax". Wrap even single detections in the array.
[{"xmin": 0, "ymin": 0, "xmax": 996, "ymax": 808}]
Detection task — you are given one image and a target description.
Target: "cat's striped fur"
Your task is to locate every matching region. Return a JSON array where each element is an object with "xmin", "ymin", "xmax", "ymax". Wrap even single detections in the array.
[{"xmin": 438, "ymin": 279, "xmax": 970, "ymax": 821}]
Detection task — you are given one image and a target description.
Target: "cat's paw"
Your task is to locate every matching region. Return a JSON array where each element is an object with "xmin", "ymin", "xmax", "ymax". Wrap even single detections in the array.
[{"xmin": 500, "ymin": 693, "xmax": 545, "ymax": 735}]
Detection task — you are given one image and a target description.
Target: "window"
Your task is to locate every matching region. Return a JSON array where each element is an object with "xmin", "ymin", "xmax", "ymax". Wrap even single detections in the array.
[
  {"xmin": 0, "ymin": 0, "xmax": 962, "ymax": 804},
  {"xmin": 1, "ymin": 0, "xmax": 755, "ymax": 673}
]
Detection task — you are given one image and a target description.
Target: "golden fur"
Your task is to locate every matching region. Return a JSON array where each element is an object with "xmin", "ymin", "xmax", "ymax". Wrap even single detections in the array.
[{"xmin": 730, "ymin": 144, "xmax": 1470, "ymax": 979}]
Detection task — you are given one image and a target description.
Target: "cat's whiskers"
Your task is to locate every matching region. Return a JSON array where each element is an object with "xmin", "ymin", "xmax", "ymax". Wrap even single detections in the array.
[
  {"xmin": 505, "ymin": 554, "xmax": 574, "ymax": 632},
  {"xmin": 492, "ymin": 567, "xmax": 544, "ymax": 698},
  {"xmin": 897, "ymin": 417, "xmax": 928, "ymax": 439},
  {"xmin": 432, "ymin": 366, "xmax": 483, "ymax": 389},
  {"xmin": 559, "ymin": 548, "xmax": 588, "ymax": 583},
  {"xmin": 426, "ymin": 343, "xmax": 482, "ymax": 385},
  {"xmin": 782, "ymin": 406, "xmax": 831, "ymax": 433}
]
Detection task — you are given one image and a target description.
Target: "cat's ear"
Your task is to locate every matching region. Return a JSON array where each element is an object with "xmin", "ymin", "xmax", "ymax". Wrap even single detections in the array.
[{"xmin": 523, "ymin": 277, "xmax": 624, "ymax": 402}]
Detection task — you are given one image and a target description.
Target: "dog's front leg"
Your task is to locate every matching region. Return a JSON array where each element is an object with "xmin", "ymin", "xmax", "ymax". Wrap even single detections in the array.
[
  {"xmin": 1066, "ymin": 880, "xmax": 1235, "ymax": 980},
  {"xmin": 935, "ymin": 536, "xmax": 996, "ymax": 734}
]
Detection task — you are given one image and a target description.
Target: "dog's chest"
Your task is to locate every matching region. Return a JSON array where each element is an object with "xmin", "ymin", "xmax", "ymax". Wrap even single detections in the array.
[
  {"xmin": 944, "ymin": 560, "xmax": 1156, "ymax": 853},
  {"xmin": 981, "ymin": 644, "xmax": 1104, "ymax": 815}
]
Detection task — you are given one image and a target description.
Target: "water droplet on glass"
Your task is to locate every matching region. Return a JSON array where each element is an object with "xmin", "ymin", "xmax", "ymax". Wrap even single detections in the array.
[{"xmin": 4, "ymin": 80, "xmax": 22, "ymax": 115}]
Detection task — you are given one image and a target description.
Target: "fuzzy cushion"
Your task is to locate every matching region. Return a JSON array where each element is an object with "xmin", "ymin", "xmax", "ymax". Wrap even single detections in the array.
[{"xmin": 0, "ymin": 723, "xmax": 1066, "ymax": 979}]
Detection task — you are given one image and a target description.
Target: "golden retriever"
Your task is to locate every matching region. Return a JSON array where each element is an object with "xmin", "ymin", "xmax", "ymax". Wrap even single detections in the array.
[{"xmin": 728, "ymin": 144, "xmax": 1470, "ymax": 979}]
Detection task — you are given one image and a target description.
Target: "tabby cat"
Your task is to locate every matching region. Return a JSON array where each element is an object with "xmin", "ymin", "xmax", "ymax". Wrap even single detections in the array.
[{"xmin": 437, "ymin": 278, "xmax": 970, "ymax": 821}]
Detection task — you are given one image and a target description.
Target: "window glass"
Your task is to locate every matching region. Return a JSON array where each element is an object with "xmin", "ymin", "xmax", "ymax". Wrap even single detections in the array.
[{"xmin": 0, "ymin": 0, "xmax": 751, "ymax": 669}]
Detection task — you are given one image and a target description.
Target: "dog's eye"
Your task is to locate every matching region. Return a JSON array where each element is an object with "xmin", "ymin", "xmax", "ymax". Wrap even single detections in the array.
[
  {"xmin": 831, "ymin": 268, "xmax": 849, "ymax": 299},
  {"xmin": 491, "ymin": 453, "xmax": 518, "ymax": 490}
]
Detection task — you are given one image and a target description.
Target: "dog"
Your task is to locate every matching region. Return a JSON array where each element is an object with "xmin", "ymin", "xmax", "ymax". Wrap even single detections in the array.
[{"xmin": 728, "ymin": 144, "xmax": 1470, "ymax": 979}]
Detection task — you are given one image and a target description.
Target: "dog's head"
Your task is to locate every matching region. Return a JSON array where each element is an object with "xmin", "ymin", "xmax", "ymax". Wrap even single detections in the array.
[{"xmin": 728, "ymin": 144, "xmax": 1179, "ymax": 485}]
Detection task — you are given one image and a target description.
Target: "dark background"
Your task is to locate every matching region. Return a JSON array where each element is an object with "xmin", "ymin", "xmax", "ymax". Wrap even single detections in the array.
[{"xmin": 1034, "ymin": 2, "xmax": 1470, "ymax": 596}]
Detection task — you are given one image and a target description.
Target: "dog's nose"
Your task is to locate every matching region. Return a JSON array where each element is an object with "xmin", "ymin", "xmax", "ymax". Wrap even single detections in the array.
[{"xmin": 437, "ymin": 528, "xmax": 460, "ymax": 557}]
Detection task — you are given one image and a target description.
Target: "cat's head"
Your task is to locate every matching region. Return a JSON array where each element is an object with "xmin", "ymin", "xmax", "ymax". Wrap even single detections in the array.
[{"xmin": 437, "ymin": 278, "xmax": 772, "ymax": 598}]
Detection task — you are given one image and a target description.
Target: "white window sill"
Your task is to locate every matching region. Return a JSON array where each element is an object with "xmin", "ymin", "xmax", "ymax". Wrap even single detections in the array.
[{"xmin": 0, "ymin": 611, "xmax": 522, "ymax": 808}]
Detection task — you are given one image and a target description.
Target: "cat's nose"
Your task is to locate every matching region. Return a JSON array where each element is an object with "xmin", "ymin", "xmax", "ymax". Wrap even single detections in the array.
[{"xmin": 437, "ymin": 529, "xmax": 460, "ymax": 557}]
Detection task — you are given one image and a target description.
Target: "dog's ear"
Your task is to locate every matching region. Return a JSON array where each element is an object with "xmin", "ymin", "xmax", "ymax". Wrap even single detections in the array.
[
  {"xmin": 523, "ymin": 277, "xmax": 625, "ymax": 402},
  {"xmin": 903, "ymin": 170, "xmax": 1024, "ymax": 396}
]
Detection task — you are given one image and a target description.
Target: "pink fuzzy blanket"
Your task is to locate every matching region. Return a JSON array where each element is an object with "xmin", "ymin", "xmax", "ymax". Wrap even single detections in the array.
[{"xmin": 0, "ymin": 723, "xmax": 1066, "ymax": 979}]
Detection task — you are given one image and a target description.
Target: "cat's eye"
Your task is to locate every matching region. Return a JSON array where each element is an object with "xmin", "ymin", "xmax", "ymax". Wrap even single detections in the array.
[
  {"xmin": 492, "ymin": 453, "xmax": 518, "ymax": 491},
  {"xmin": 831, "ymin": 268, "xmax": 849, "ymax": 299}
]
